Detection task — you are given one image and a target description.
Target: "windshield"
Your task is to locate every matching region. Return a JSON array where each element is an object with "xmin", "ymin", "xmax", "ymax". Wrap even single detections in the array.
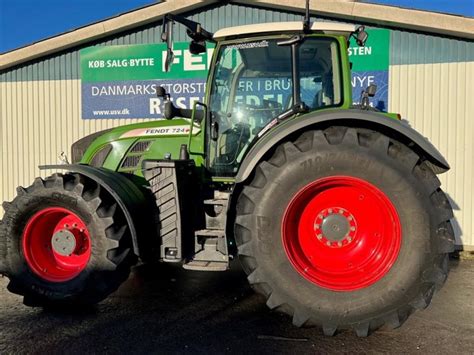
[{"xmin": 208, "ymin": 37, "xmax": 342, "ymax": 175}]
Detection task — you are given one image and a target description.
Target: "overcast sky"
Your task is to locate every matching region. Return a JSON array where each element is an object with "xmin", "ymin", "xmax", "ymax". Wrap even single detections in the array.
[{"xmin": 0, "ymin": 0, "xmax": 472, "ymax": 53}]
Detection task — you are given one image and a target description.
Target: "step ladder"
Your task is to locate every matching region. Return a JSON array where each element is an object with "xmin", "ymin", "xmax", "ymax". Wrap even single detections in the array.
[{"xmin": 183, "ymin": 192, "xmax": 230, "ymax": 271}]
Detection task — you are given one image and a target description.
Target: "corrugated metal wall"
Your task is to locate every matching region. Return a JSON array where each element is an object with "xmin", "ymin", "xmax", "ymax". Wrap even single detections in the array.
[
  {"xmin": 388, "ymin": 31, "xmax": 474, "ymax": 248},
  {"xmin": 1, "ymin": 2, "xmax": 473, "ymax": 248},
  {"xmin": 0, "ymin": 79, "xmax": 146, "ymax": 205}
]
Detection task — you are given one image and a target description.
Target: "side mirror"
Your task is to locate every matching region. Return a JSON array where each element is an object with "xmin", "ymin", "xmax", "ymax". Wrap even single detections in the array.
[
  {"xmin": 156, "ymin": 86, "xmax": 167, "ymax": 98},
  {"xmin": 189, "ymin": 40, "xmax": 206, "ymax": 55},
  {"xmin": 360, "ymin": 84, "xmax": 377, "ymax": 110},
  {"xmin": 367, "ymin": 84, "xmax": 377, "ymax": 97},
  {"xmin": 162, "ymin": 19, "xmax": 174, "ymax": 72},
  {"xmin": 164, "ymin": 48, "xmax": 174, "ymax": 72},
  {"xmin": 355, "ymin": 26, "xmax": 368, "ymax": 47},
  {"xmin": 164, "ymin": 101, "xmax": 176, "ymax": 120}
]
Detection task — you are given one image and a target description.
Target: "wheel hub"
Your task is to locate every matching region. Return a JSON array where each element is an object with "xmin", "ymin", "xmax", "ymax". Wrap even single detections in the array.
[
  {"xmin": 314, "ymin": 207, "xmax": 357, "ymax": 248},
  {"xmin": 51, "ymin": 229, "xmax": 77, "ymax": 256}
]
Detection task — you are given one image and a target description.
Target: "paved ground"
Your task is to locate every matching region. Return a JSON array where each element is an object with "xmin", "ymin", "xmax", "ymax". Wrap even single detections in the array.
[{"xmin": 0, "ymin": 259, "xmax": 473, "ymax": 354}]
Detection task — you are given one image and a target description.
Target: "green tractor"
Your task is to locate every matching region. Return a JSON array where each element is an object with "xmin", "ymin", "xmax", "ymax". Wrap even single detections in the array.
[{"xmin": 0, "ymin": 4, "xmax": 455, "ymax": 337}]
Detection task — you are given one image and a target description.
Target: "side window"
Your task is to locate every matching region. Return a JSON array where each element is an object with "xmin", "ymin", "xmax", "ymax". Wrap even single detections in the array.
[{"xmin": 299, "ymin": 38, "xmax": 342, "ymax": 110}]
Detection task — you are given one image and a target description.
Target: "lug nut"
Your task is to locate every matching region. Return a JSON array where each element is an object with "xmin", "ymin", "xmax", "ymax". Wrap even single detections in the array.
[{"xmin": 317, "ymin": 234, "xmax": 322, "ymax": 240}]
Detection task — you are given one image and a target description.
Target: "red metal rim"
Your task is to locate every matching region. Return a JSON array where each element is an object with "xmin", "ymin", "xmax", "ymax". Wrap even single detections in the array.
[
  {"xmin": 22, "ymin": 207, "xmax": 91, "ymax": 283},
  {"xmin": 282, "ymin": 176, "xmax": 401, "ymax": 291}
]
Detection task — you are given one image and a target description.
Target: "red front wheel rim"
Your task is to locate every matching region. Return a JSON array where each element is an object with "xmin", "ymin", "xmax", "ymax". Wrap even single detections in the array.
[
  {"xmin": 22, "ymin": 207, "xmax": 91, "ymax": 283},
  {"xmin": 282, "ymin": 176, "xmax": 402, "ymax": 291}
]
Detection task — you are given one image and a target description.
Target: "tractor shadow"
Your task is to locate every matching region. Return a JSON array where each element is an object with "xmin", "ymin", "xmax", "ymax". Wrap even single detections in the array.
[{"xmin": 1, "ymin": 259, "xmax": 472, "ymax": 354}]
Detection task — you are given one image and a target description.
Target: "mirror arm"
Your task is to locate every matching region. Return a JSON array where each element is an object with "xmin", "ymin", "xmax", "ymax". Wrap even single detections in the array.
[
  {"xmin": 162, "ymin": 13, "xmax": 214, "ymax": 71},
  {"xmin": 164, "ymin": 14, "xmax": 214, "ymax": 42}
]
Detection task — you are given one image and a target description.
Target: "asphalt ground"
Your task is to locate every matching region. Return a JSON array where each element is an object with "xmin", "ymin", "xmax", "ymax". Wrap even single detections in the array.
[{"xmin": 0, "ymin": 258, "xmax": 473, "ymax": 354}]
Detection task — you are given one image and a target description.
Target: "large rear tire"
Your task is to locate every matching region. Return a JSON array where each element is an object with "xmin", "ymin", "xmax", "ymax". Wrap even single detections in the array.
[
  {"xmin": 235, "ymin": 127, "xmax": 455, "ymax": 336},
  {"xmin": 0, "ymin": 173, "xmax": 137, "ymax": 306}
]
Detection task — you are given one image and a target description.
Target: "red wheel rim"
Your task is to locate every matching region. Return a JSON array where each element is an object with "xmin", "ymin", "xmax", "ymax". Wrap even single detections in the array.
[
  {"xmin": 282, "ymin": 176, "xmax": 401, "ymax": 291},
  {"xmin": 22, "ymin": 207, "xmax": 91, "ymax": 283}
]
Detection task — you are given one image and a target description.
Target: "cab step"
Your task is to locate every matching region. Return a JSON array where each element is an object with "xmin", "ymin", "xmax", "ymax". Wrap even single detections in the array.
[
  {"xmin": 183, "ymin": 260, "xmax": 228, "ymax": 271},
  {"xmin": 183, "ymin": 228, "xmax": 229, "ymax": 271}
]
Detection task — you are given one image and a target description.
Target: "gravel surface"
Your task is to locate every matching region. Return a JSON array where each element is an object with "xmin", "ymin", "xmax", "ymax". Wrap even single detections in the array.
[{"xmin": 1, "ymin": 259, "xmax": 473, "ymax": 354}]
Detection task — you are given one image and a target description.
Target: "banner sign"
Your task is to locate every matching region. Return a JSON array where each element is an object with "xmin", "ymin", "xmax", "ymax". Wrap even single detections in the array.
[
  {"xmin": 80, "ymin": 42, "xmax": 212, "ymax": 119},
  {"xmin": 80, "ymin": 29, "xmax": 390, "ymax": 119},
  {"xmin": 349, "ymin": 29, "xmax": 390, "ymax": 110}
]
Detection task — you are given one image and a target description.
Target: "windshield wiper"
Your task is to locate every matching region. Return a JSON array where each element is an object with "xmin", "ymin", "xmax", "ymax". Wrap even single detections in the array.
[{"xmin": 276, "ymin": 102, "xmax": 308, "ymax": 122}]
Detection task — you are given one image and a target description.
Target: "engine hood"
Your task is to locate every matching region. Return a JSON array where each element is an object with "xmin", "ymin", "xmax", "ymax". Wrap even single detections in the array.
[{"xmin": 73, "ymin": 118, "xmax": 202, "ymax": 166}]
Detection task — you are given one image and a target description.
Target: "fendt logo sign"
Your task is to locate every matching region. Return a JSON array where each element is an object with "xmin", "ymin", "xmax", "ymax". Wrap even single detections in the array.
[{"xmin": 79, "ymin": 29, "xmax": 389, "ymax": 119}]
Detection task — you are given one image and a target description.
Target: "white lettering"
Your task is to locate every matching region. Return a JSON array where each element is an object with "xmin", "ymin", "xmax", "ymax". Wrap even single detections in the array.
[
  {"xmin": 184, "ymin": 50, "xmax": 206, "ymax": 71},
  {"xmin": 149, "ymin": 98, "xmax": 162, "ymax": 114},
  {"xmin": 348, "ymin": 46, "xmax": 373, "ymax": 56}
]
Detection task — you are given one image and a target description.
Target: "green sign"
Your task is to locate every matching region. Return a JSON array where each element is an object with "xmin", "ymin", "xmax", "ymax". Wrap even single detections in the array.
[
  {"xmin": 80, "ymin": 42, "xmax": 214, "ymax": 82},
  {"xmin": 349, "ymin": 29, "xmax": 390, "ymax": 71}
]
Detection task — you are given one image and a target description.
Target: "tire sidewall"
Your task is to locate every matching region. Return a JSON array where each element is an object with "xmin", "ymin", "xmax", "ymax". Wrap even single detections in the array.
[{"xmin": 245, "ymin": 141, "xmax": 435, "ymax": 325}]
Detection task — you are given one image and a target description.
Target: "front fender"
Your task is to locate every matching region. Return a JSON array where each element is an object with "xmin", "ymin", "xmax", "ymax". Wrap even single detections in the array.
[
  {"xmin": 39, "ymin": 164, "xmax": 150, "ymax": 256},
  {"xmin": 236, "ymin": 109, "xmax": 450, "ymax": 183}
]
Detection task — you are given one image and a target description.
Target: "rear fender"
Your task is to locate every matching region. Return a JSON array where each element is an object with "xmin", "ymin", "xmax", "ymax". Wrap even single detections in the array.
[
  {"xmin": 39, "ymin": 164, "xmax": 150, "ymax": 256},
  {"xmin": 236, "ymin": 109, "xmax": 450, "ymax": 183}
]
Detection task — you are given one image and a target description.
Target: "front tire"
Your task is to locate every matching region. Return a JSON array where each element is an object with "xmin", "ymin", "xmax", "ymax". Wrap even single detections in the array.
[
  {"xmin": 0, "ymin": 173, "xmax": 137, "ymax": 306},
  {"xmin": 235, "ymin": 127, "xmax": 455, "ymax": 336}
]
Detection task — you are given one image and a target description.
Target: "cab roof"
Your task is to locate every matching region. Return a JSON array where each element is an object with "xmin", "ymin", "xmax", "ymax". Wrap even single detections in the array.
[{"xmin": 213, "ymin": 21, "xmax": 356, "ymax": 40}]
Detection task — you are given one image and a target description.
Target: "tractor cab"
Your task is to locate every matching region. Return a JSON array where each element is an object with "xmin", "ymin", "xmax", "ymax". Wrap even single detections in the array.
[
  {"xmin": 208, "ymin": 22, "xmax": 356, "ymax": 175},
  {"xmin": 160, "ymin": 16, "xmax": 367, "ymax": 175}
]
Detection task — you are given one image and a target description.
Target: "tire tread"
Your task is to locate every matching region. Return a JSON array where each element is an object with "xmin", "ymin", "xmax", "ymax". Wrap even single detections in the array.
[{"xmin": 235, "ymin": 125, "xmax": 454, "ymax": 337}]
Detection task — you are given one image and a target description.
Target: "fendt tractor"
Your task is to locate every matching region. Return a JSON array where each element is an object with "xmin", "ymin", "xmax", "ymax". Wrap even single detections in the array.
[{"xmin": 0, "ymin": 2, "xmax": 455, "ymax": 337}]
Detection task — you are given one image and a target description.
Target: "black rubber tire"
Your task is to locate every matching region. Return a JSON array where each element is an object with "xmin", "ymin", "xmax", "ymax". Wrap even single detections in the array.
[
  {"xmin": 0, "ymin": 173, "xmax": 137, "ymax": 307},
  {"xmin": 235, "ymin": 126, "xmax": 455, "ymax": 336}
]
